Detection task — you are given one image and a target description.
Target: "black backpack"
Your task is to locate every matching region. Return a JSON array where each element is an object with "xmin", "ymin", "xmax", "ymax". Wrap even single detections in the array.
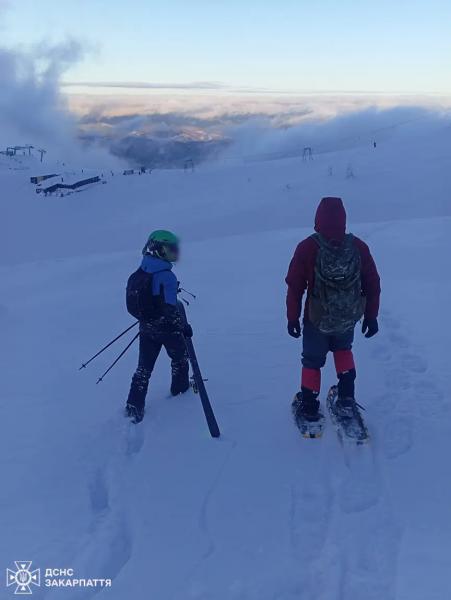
[
  {"xmin": 126, "ymin": 267, "xmax": 168, "ymax": 321},
  {"xmin": 308, "ymin": 233, "xmax": 366, "ymax": 334}
]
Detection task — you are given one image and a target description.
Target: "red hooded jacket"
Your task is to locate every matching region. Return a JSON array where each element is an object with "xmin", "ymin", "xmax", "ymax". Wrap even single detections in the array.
[{"xmin": 285, "ymin": 197, "xmax": 381, "ymax": 323}]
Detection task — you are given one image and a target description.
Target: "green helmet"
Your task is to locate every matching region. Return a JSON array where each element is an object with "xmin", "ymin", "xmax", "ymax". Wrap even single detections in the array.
[{"xmin": 143, "ymin": 229, "xmax": 180, "ymax": 262}]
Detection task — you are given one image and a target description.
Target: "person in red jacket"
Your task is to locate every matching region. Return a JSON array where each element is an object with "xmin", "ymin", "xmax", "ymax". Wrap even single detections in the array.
[{"xmin": 285, "ymin": 196, "xmax": 381, "ymax": 422}]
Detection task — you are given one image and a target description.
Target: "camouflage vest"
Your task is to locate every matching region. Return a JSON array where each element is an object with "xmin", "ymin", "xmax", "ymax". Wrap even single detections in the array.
[{"xmin": 308, "ymin": 233, "xmax": 365, "ymax": 334}]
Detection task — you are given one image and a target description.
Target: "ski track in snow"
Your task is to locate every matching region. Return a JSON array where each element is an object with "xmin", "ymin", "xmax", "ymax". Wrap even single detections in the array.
[
  {"xmin": 289, "ymin": 439, "xmax": 336, "ymax": 600},
  {"xmin": 287, "ymin": 307, "xmax": 433, "ymax": 600},
  {"xmin": 322, "ymin": 306, "xmax": 447, "ymax": 600},
  {"xmin": 373, "ymin": 309, "xmax": 447, "ymax": 458},
  {"xmin": 58, "ymin": 415, "xmax": 145, "ymax": 599},
  {"xmin": 186, "ymin": 304, "xmax": 447, "ymax": 600},
  {"xmin": 170, "ymin": 438, "xmax": 238, "ymax": 600},
  {"xmin": 306, "ymin": 435, "xmax": 398, "ymax": 600},
  {"xmin": 331, "ymin": 443, "xmax": 401, "ymax": 600},
  {"xmin": 197, "ymin": 439, "xmax": 238, "ymax": 561}
]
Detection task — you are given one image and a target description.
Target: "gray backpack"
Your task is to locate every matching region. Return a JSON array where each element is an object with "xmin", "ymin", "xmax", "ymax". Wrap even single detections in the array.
[{"xmin": 308, "ymin": 233, "xmax": 365, "ymax": 334}]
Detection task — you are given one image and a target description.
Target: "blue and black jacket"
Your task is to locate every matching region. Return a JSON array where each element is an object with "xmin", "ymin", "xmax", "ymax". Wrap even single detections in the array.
[{"xmin": 140, "ymin": 255, "xmax": 182, "ymax": 334}]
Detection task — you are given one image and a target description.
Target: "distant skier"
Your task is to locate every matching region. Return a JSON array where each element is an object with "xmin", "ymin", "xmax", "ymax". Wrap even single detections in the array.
[
  {"xmin": 125, "ymin": 230, "xmax": 192, "ymax": 423},
  {"xmin": 286, "ymin": 197, "xmax": 381, "ymax": 426}
]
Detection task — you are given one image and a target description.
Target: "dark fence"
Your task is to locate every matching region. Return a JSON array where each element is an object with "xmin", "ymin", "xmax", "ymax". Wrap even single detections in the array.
[{"xmin": 39, "ymin": 176, "xmax": 100, "ymax": 195}]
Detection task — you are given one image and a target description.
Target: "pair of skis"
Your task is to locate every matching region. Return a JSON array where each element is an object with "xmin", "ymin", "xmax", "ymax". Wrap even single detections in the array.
[
  {"xmin": 177, "ymin": 302, "xmax": 220, "ymax": 439},
  {"xmin": 295, "ymin": 386, "xmax": 369, "ymax": 444}
]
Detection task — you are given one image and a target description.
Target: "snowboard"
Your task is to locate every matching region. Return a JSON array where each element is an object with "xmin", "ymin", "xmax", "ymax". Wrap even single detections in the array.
[
  {"xmin": 292, "ymin": 395, "xmax": 325, "ymax": 439},
  {"xmin": 326, "ymin": 385, "xmax": 369, "ymax": 444}
]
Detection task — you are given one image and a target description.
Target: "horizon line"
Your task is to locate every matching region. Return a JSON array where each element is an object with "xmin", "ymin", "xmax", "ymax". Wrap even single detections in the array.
[{"xmin": 62, "ymin": 81, "xmax": 451, "ymax": 98}]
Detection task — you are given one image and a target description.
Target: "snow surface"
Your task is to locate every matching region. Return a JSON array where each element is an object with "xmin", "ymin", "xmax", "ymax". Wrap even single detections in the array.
[{"xmin": 0, "ymin": 124, "xmax": 450, "ymax": 599}]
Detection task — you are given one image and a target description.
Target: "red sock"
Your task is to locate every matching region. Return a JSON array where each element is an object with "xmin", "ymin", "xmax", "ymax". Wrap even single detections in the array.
[
  {"xmin": 333, "ymin": 350, "xmax": 355, "ymax": 374},
  {"xmin": 301, "ymin": 368, "xmax": 321, "ymax": 393}
]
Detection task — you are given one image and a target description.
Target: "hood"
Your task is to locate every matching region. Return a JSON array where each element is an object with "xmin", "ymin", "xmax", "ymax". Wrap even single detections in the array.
[
  {"xmin": 141, "ymin": 255, "xmax": 173, "ymax": 274},
  {"xmin": 314, "ymin": 196, "xmax": 346, "ymax": 242}
]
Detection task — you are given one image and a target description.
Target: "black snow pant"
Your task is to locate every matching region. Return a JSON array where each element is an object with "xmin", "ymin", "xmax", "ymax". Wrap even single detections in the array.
[{"xmin": 127, "ymin": 327, "xmax": 189, "ymax": 410}]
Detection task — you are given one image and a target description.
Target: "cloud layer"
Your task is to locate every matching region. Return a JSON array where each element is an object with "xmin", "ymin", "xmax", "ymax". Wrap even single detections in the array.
[
  {"xmin": 0, "ymin": 40, "xmax": 84, "ymax": 148},
  {"xmin": 0, "ymin": 33, "xmax": 125, "ymax": 168},
  {"xmin": 73, "ymin": 85, "xmax": 451, "ymax": 168}
]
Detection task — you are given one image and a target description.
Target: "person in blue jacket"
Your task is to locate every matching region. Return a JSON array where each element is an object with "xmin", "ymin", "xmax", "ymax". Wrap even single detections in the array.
[{"xmin": 126, "ymin": 230, "xmax": 192, "ymax": 423}]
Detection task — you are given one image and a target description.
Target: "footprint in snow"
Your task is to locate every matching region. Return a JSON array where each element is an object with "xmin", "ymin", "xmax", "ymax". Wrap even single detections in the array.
[
  {"xmin": 387, "ymin": 331, "xmax": 410, "ymax": 349},
  {"xmin": 400, "ymin": 352, "xmax": 428, "ymax": 373},
  {"xmin": 88, "ymin": 468, "xmax": 110, "ymax": 513},
  {"xmin": 414, "ymin": 380, "xmax": 447, "ymax": 417},
  {"xmin": 337, "ymin": 448, "xmax": 381, "ymax": 513},
  {"xmin": 126, "ymin": 423, "xmax": 145, "ymax": 455},
  {"xmin": 382, "ymin": 416, "xmax": 413, "ymax": 459},
  {"xmin": 338, "ymin": 476, "xmax": 380, "ymax": 514},
  {"xmin": 381, "ymin": 312, "xmax": 401, "ymax": 330},
  {"xmin": 370, "ymin": 393, "xmax": 400, "ymax": 415},
  {"xmin": 290, "ymin": 484, "xmax": 332, "ymax": 562},
  {"xmin": 385, "ymin": 368, "xmax": 412, "ymax": 392},
  {"xmin": 339, "ymin": 506, "xmax": 401, "ymax": 600},
  {"xmin": 371, "ymin": 342, "xmax": 393, "ymax": 362}
]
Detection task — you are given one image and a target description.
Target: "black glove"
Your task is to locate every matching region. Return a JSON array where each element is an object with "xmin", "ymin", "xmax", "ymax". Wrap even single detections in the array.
[
  {"xmin": 183, "ymin": 323, "xmax": 193, "ymax": 338},
  {"xmin": 287, "ymin": 319, "xmax": 301, "ymax": 338},
  {"xmin": 362, "ymin": 318, "xmax": 378, "ymax": 338}
]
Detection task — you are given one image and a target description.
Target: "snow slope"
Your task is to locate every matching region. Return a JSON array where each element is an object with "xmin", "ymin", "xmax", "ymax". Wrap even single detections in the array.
[{"xmin": 1, "ymin": 124, "xmax": 450, "ymax": 600}]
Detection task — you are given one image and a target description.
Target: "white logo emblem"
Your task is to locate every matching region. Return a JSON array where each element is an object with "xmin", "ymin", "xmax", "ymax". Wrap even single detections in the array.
[{"xmin": 6, "ymin": 562, "xmax": 40, "ymax": 595}]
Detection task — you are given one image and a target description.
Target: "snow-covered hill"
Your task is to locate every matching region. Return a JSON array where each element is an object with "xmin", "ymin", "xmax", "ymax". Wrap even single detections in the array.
[{"xmin": 0, "ymin": 123, "xmax": 450, "ymax": 600}]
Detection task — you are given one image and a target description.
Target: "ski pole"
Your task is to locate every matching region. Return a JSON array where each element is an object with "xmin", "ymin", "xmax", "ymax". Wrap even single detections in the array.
[
  {"xmin": 79, "ymin": 321, "xmax": 138, "ymax": 370},
  {"xmin": 179, "ymin": 287, "xmax": 196, "ymax": 299},
  {"xmin": 96, "ymin": 332, "xmax": 140, "ymax": 384},
  {"xmin": 178, "ymin": 286, "xmax": 196, "ymax": 306}
]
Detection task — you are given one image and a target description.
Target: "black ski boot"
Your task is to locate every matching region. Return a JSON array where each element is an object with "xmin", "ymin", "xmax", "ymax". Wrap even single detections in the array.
[
  {"xmin": 292, "ymin": 388, "xmax": 322, "ymax": 422},
  {"xmin": 292, "ymin": 388, "xmax": 325, "ymax": 438},
  {"xmin": 335, "ymin": 369, "xmax": 357, "ymax": 418},
  {"xmin": 170, "ymin": 361, "xmax": 190, "ymax": 396},
  {"xmin": 170, "ymin": 376, "xmax": 190, "ymax": 396},
  {"xmin": 125, "ymin": 403, "xmax": 145, "ymax": 424}
]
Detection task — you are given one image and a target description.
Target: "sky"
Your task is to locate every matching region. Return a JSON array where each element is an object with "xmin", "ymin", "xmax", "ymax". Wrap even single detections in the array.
[{"xmin": 1, "ymin": 0, "xmax": 451, "ymax": 95}]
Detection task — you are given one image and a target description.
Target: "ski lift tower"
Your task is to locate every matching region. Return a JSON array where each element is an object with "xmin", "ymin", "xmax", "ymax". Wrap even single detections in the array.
[
  {"xmin": 37, "ymin": 148, "xmax": 47, "ymax": 163},
  {"xmin": 15, "ymin": 145, "xmax": 34, "ymax": 155},
  {"xmin": 302, "ymin": 146, "xmax": 313, "ymax": 161},
  {"xmin": 184, "ymin": 158, "xmax": 194, "ymax": 172}
]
